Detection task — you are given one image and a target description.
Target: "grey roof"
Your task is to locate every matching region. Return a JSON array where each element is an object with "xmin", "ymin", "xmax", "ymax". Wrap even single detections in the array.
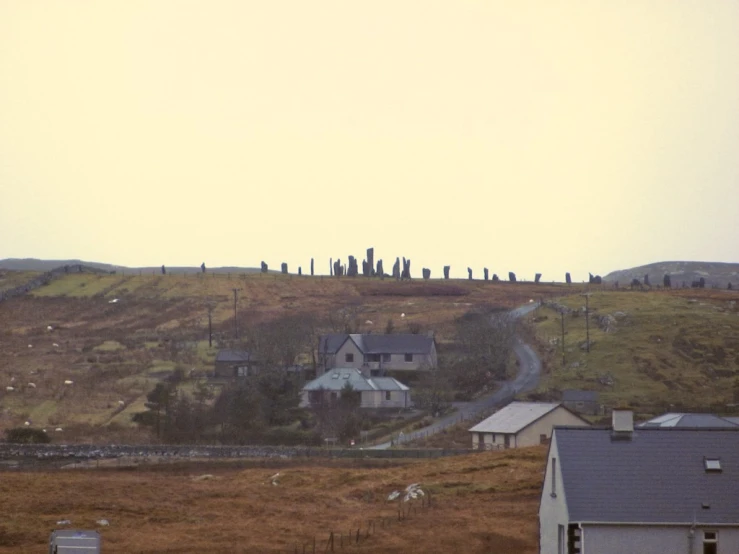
[
  {"xmin": 555, "ymin": 427, "xmax": 739, "ymax": 524},
  {"xmin": 562, "ymin": 389, "xmax": 598, "ymax": 402},
  {"xmin": 215, "ymin": 349, "xmax": 252, "ymax": 363},
  {"xmin": 468, "ymin": 402, "xmax": 562, "ymax": 434},
  {"xmin": 638, "ymin": 413, "xmax": 739, "ymax": 429},
  {"xmin": 318, "ymin": 334, "xmax": 434, "ymax": 355},
  {"xmin": 724, "ymin": 417, "xmax": 739, "ymax": 426},
  {"xmin": 302, "ymin": 368, "xmax": 409, "ymax": 392}
]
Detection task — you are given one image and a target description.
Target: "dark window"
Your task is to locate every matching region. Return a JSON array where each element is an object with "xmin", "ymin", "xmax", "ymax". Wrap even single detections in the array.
[
  {"xmin": 404, "ymin": 353, "xmax": 413, "ymax": 362},
  {"xmin": 366, "ymin": 354, "xmax": 381, "ymax": 363},
  {"xmin": 330, "ymin": 392, "xmax": 338, "ymax": 401},
  {"xmin": 345, "ymin": 353, "xmax": 354, "ymax": 363},
  {"xmin": 382, "ymin": 353, "xmax": 391, "ymax": 362},
  {"xmin": 385, "ymin": 391, "xmax": 391, "ymax": 401},
  {"xmin": 540, "ymin": 434, "xmax": 548, "ymax": 444},
  {"xmin": 704, "ymin": 531, "xmax": 717, "ymax": 554}
]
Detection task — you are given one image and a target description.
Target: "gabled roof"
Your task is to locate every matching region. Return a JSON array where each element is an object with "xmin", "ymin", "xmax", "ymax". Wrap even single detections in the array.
[
  {"xmin": 554, "ymin": 426, "xmax": 739, "ymax": 524},
  {"xmin": 319, "ymin": 334, "xmax": 434, "ymax": 355},
  {"xmin": 562, "ymin": 389, "xmax": 598, "ymax": 402},
  {"xmin": 302, "ymin": 368, "xmax": 410, "ymax": 392},
  {"xmin": 638, "ymin": 412, "xmax": 739, "ymax": 429},
  {"xmin": 215, "ymin": 349, "xmax": 252, "ymax": 363},
  {"xmin": 468, "ymin": 402, "xmax": 564, "ymax": 434}
]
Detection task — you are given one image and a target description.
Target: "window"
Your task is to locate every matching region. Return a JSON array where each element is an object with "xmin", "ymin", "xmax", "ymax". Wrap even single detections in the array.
[
  {"xmin": 366, "ymin": 354, "xmax": 381, "ymax": 363},
  {"xmin": 540, "ymin": 434, "xmax": 548, "ymax": 444},
  {"xmin": 382, "ymin": 353, "xmax": 391, "ymax": 362},
  {"xmin": 703, "ymin": 530, "xmax": 717, "ymax": 554},
  {"xmin": 557, "ymin": 525, "xmax": 565, "ymax": 554},
  {"xmin": 385, "ymin": 391, "xmax": 391, "ymax": 401},
  {"xmin": 330, "ymin": 392, "xmax": 338, "ymax": 401},
  {"xmin": 551, "ymin": 457, "xmax": 557, "ymax": 497},
  {"xmin": 404, "ymin": 353, "xmax": 413, "ymax": 362},
  {"xmin": 345, "ymin": 353, "xmax": 354, "ymax": 363},
  {"xmin": 704, "ymin": 458, "xmax": 722, "ymax": 472}
]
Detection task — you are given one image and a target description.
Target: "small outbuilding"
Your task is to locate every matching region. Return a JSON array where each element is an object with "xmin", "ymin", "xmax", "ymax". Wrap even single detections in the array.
[
  {"xmin": 561, "ymin": 389, "xmax": 599, "ymax": 415},
  {"xmin": 213, "ymin": 349, "xmax": 257, "ymax": 378},
  {"xmin": 468, "ymin": 401, "xmax": 590, "ymax": 450}
]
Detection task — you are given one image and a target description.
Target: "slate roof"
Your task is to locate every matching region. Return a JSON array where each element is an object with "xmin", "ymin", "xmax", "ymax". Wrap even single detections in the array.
[
  {"xmin": 554, "ymin": 426, "xmax": 739, "ymax": 524},
  {"xmin": 638, "ymin": 413, "xmax": 739, "ymax": 429},
  {"xmin": 562, "ymin": 389, "xmax": 598, "ymax": 403},
  {"xmin": 468, "ymin": 402, "xmax": 562, "ymax": 434},
  {"xmin": 215, "ymin": 349, "xmax": 252, "ymax": 363},
  {"xmin": 318, "ymin": 334, "xmax": 434, "ymax": 355},
  {"xmin": 302, "ymin": 368, "xmax": 409, "ymax": 392}
]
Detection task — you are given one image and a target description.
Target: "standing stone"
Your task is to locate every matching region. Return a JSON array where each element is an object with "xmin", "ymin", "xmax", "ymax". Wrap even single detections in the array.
[
  {"xmin": 392, "ymin": 258, "xmax": 401, "ymax": 280},
  {"xmin": 492, "ymin": 274, "xmax": 499, "ymax": 282},
  {"xmin": 467, "ymin": 268, "xmax": 473, "ymax": 280},
  {"xmin": 161, "ymin": 265, "xmax": 166, "ymax": 275},
  {"xmin": 443, "ymin": 266, "xmax": 450, "ymax": 280},
  {"xmin": 366, "ymin": 248, "xmax": 374, "ymax": 277},
  {"xmin": 311, "ymin": 258, "xmax": 314, "ymax": 276},
  {"xmin": 401, "ymin": 258, "xmax": 411, "ymax": 280},
  {"xmin": 588, "ymin": 273, "xmax": 602, "ymax": 285},
  {"xmin": 298, "ymin": 267, "xmax": 302, "ymax": 276},
  {"xmin": 566, "ymin": 272, "xmax": 572, "ymax": 285},
  {"xmin": 362, "ymin": 260, "xmax": 368, "ymax": 276},
  {"xmin": 376, "ymin": 260, "xmax": 384, "ymax": 277},
  {"xmin": 261, "ymin": 261, "xmax": 268, "ymax": 273},
  {"xmin": 644, "ymin": 274, "xmax": 650, "ymax": 286},
  {"xmin": 333, "ymin": 259, "xmax": 343, "ymax": 277},
  {"xmin": 729, "ymin": 282, "xmax": 733, "ymax": 290},
  {"xmin": 201, "ymin": 263, "xmax": 206, "ymax": 274},
  {"xmin": 422, "ymin": 268, "xmax": 431, "ymax": 280},
  {"xmin": 699, "ymin": 277, "xmax": 705, "ymax": 288},
  {"xmin": 663, "ymin": 274, "xmax": 671, "ymax": 288},
  {"xmin": 347, "ymin": 256, "xmax": 358, "ymax": 277},
  {"xmin": 329, "ymin": 258, "xmax": 333, "ymax": 276},
  {"xmin": 484, "ymin": 268, "xmax": 489, "ymax": 281},
  {"xmin": 508, "ymin": 272, "xmax": 516, "ymax": 283},
  {"xmin": 281, "ymin": 263, "xmax": 288, "ymax": 274},
  {"xmin": 535, "ymin": 273, "xmax": 542, "ymax": 283}
]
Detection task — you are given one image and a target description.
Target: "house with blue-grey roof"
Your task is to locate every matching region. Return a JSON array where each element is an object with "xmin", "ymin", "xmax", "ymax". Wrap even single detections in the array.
[
  {"xmin": 300, "ymin": 368, "xmax": 410, "ymax": 409},
  {"xmin": 540, "ymin": 409, "xmax": 739, "ymax": 554},
  {"xmin": 318, "ymin": 333, "xmax": 437, "ymax": 376}
]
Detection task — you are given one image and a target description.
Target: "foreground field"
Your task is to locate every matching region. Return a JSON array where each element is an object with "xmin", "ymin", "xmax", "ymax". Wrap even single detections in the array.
[
  {"xmin": 0, "ymin": 271, "xmax": 563, "ymax": 437},
  {"xmin": 526, "ymin": 289, "xmax": 739, "ymax": 417},
  {"xmin": 0, "ymin": 448, "xmax": 545, "ymax": 553}
]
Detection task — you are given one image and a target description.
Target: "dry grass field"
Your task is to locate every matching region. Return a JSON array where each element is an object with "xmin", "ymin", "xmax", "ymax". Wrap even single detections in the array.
[
  {"xmin": 0, "ymin": 271, "xmax": 564, "ymax": 438},
  {"xmin": 0, "ymin": 448, "xmax": 545, "ymax": 553}
]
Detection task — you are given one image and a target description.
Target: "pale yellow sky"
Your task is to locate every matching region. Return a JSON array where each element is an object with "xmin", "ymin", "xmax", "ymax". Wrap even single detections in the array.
[{"xmin": 1, "ymin": 1, "xmax": 737, "ymax": 280}]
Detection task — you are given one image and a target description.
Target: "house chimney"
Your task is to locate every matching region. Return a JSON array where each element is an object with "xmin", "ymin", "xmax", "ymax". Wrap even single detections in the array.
[{"xmin": 611, "ymin": 408, "xmax": 634, "ymax": 438}]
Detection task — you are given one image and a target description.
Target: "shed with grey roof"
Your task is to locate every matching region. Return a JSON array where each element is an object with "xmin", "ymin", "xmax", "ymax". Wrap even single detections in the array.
[
  {"xmin": 214, "ymin": 349, "xmax": 258, "ymax": 378},
  {"xmin": 561, "ymin": 389, "xmax": 600, "ymax": 415},
  {"xmin": 540, "ymin": 409, "xmax": 739, "ymax": 554},
  {"xmin": 468, "ymin": 401, "xmax": 589, "ymax": 450}
]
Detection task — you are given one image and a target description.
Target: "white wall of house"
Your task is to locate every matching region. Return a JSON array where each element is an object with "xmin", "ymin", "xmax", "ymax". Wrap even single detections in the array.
[
  {"xmin": 579, "ymin": 525, "xmax": 739, "ymax": 554},
  {"xmin": 300, "ymin": 389, "xmax": 410, "ymax": 409},
  {"xmin": 516, "ymin": 407, "xmax": 589, "ymax": 448},
  {"xmin": 539, "ymin": 436, "xmax": 569, "ymax": 554},
  {"xmin": 471, "ymin": 431, "xmax": 512, "ymax": 450},
  {"xmin": 324, "ymin": 342, "xmax": 437, "ymax": 372}
]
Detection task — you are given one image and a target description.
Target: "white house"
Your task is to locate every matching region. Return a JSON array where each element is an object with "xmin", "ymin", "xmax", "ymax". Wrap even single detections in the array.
[
  {"xmin": 539, "ymin": 409, "xmax": 739, "ymax": 554},
  {"xmin": 468, "ymin": 402, "xmax": 589, "ymax": 450},
  {"xmin": 300, "ymin": 368, "xmax": 410, "ymax": 409},
  {"xmin": 318, "ymin": 333, "xmax": 437, "ymax": 375}
]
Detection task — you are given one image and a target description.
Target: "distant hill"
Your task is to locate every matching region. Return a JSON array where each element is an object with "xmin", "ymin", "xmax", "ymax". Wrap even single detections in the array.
[
  {"xmin": 0, "ymin": 258, "xmax": 268, "ymax": 274},
  {"xmin": 604, "ymin": 261, "xmax": 739, "ymax": 288}
]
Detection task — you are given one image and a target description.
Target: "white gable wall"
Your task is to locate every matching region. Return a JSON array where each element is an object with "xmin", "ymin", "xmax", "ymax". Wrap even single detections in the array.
[
  {"xmin": 539, "ymin": 434, "xmax": 569, "ymax": 554},
  {"xmin": 517, "ymin": 407, "xmax": 589, "ymax": 448},
  {"xmin": 334, "ymin": 340, "xmax": 364, "ymax": 370}
]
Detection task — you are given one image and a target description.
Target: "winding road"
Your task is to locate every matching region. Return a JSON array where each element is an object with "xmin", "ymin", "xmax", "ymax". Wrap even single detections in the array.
[{"xmin": 368, "ymin": 302, "xmax": 542, "ymax": 449}]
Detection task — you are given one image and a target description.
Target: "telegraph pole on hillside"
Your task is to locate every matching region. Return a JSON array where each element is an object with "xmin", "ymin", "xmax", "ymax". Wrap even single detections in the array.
[
  {"xmin": 582, "ymin": 292, "xmax": 591, "ymax": 353},
  {"xmin": 560, "ymin": 309, "xmax": 566, "ymax": 367},
  {"xmin": 206, "ymin": 301, "xmax": 215, "ymax": 347},
  {"xmin": 231, "ymin": 288, "xmax": 241, "ymax": 340}
]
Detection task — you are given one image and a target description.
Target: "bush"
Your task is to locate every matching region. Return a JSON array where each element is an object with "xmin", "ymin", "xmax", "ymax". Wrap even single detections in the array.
[{"xmin": 5, "ymin": 427, "xmax": 51, "ymax": 444}]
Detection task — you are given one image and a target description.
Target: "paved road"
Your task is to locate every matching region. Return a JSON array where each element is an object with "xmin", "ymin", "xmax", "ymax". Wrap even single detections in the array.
[{"xmin": 368, "ymin": 302, "xmax": 542, "ymax": 449}]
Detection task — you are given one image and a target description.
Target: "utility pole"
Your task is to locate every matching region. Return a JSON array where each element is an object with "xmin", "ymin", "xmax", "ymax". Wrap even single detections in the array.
[
  {"xmin": 231, "ymin": 288, "xmax": 241, "ymax": 340},
  {"xmin": 207, "ymin": 302, "xmax": 214, "ymax": 347},
  {"xmin": 560, "ymin": 309, "xmax": 566, "ymax": 367},
  {"xmin": 583, "ymin": 293, "xmax": 591, "ymax": 353}
]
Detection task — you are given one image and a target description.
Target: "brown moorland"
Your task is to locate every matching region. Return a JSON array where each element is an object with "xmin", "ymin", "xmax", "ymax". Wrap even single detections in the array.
[{"xmin": 0, "ymin": 448, "xmax": 545, "ymax": 553}]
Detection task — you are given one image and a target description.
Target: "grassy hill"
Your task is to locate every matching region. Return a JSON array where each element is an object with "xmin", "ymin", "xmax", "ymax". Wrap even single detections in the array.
[
  {"xmin": 604, "ymin": 260, "xmax": 739, "ymax": 288},
  {"xmin": 0, "ymin": 271, "xmax": 563, "ymax": 440},
  {"xmin": 0, "ymin": 258, "xmax": 267, "ymax": 274},
  {"xmin": 523, "ymin": 288, "xmax": 739, "ymax": 419}
]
